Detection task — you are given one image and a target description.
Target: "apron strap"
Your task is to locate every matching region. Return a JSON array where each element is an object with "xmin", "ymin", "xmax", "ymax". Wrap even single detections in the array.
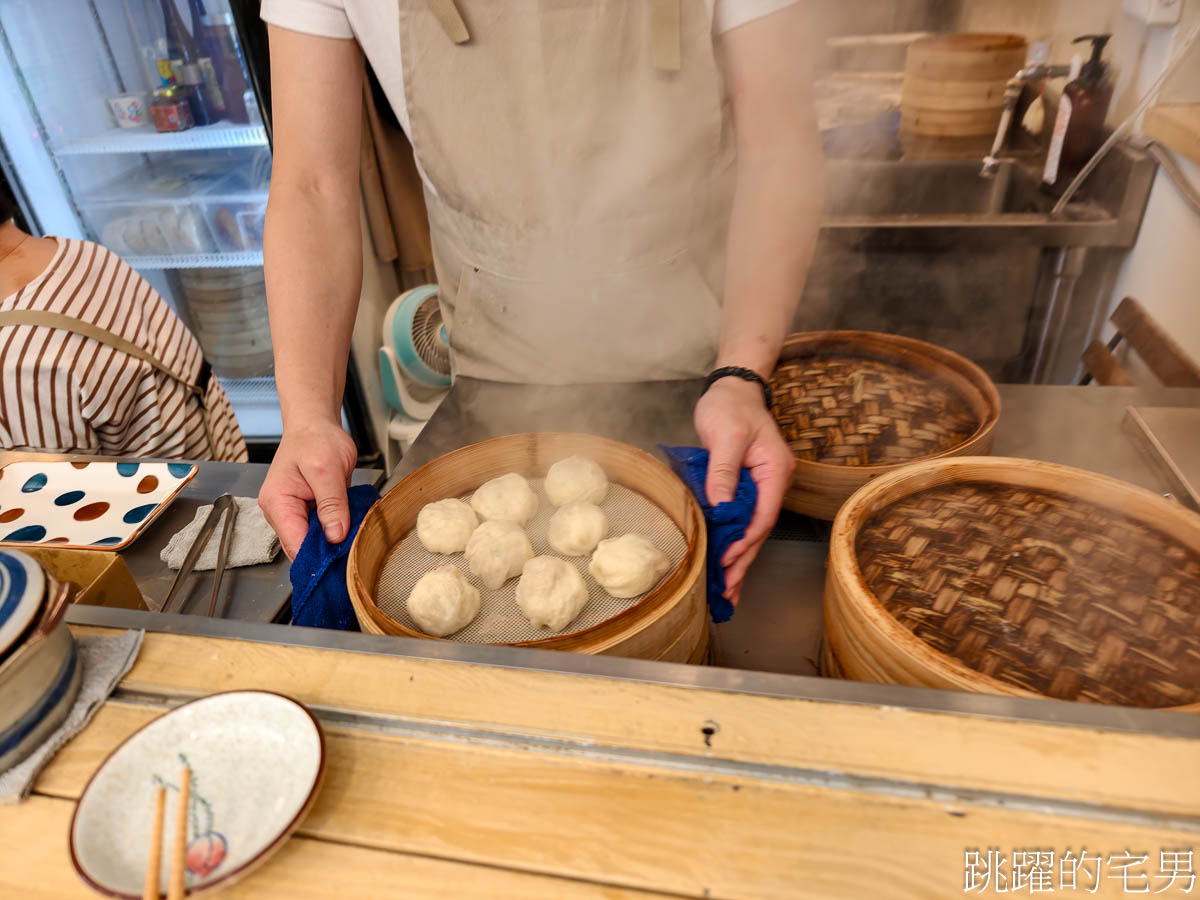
[
  {"xmin": 0, "ymin": 308, "xmax": 217, "ymax": 458},
  {"xmin": 426, "ymin": 0, "xmax": 470, "ymax": 44},
  {"xmin": 650, "ymin": 0, "xmax": 681, "ymax": 71}
]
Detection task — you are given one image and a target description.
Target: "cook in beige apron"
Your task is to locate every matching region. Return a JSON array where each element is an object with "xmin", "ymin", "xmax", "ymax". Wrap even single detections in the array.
[{"xmin": 400, "ymin": 0, "xmax": 736, "ymax": 383}]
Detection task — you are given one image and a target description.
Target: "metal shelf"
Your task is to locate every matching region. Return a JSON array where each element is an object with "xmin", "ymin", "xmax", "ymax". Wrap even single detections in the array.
[
  {"xmin": 56, "ymin": 122, "xmax": 267, "ymax": 156},
  {"xmin": 125, "ymin": 249, "xmax": 263, "ymax": 270}
]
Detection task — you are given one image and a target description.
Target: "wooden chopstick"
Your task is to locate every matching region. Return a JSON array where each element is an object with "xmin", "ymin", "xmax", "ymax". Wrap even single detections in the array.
[
  {"xmin": 143, "ymin": 785, "xmax": 166, "ymax": 900},
  {"xmin": 167, "ymin": 766, "xmax": 191, "ymax": 900}
]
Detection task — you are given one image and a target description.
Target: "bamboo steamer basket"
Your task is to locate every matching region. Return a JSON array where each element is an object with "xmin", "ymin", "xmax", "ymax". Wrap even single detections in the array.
[
  {"xmin": 823, "ymin": 456, "xmax": 1200, "ymax": 712},
  {"xmin": 179, "ymin": 267, "xmax": 274, "ymax": 379},
  {"xmin": 348, "ymin": 433, "xmax": 708, "ymax": 662},
  {"xmin": 901, "ymin": 33, "xmax": 1026, "ymax": 141},
  {"xmin": 769, "ymin": 331, "xmax": 1000, "ymax": 520}
]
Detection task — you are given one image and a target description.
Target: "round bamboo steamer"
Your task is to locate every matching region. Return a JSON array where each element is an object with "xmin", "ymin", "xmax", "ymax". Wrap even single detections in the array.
[
  {"xmin": 770, "ymin": 331, "xmax": 1000, "ymax": 520},
  {"xmin": 901, "ymin": 33, "xmax": 1026, "ymax": 138},
  {"xmin": 823, "ymin": 456, "xmax": 1200, "ymax": 712},
  {"xmin": 348, "ymin": 433, "xmax": 708, "ymax": 662},
  {"xmin": 179, "ymin": 267, "xmax": 274, "ymax": 379}
]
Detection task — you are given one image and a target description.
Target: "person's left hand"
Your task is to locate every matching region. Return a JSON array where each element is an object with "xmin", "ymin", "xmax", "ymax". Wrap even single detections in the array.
[{"xmin": 693, "ymin": 376, "xmax": 795, "ymax": 607}]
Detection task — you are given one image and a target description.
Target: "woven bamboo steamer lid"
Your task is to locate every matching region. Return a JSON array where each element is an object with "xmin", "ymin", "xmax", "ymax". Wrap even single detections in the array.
[
  {"xmin": 770, "ymin": 331, "xmax": 1000, "ymax": 520},
  {"xmin": 823, "ymin": 456, "xmax": 1200, "ymax": 712},
  {"xmin": 348, "ymin": 433, "xmax": 707, "ymax": 661},
  {"xmin": 901, "ymin": 33, "xmax": 1026, "ymax": 152}
]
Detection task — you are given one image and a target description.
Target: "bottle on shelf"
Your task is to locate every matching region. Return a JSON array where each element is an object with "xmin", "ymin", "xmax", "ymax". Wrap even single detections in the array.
[
  {"xmin": 177, "ymin": 62, "xmax": 215, "ymax": 126},
  {"xmin": 158, "ymin": 0, "xmax": 223, "ymax": 123},
  {"xmin": 199, "ymin": 6, "xmax": 251, "ymax": 124},
  {"xmin": 187, "ymin": 0, "xmax": 227, "ymax": 117},
  {"xmin": 1042, "ymin": 34, "xmax": 1113, "ymax": 196}
]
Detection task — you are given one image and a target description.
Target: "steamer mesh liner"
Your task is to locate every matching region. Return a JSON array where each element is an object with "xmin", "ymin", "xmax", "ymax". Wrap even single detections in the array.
[{"xmin": 375, "ymin": 480, "xmax": 687, "ymax": 644}]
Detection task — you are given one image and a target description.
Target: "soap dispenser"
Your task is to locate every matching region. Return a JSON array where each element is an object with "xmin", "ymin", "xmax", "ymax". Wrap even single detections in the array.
[{"xmin": 1042, "ymin": 34, "xmax": 1113, "ymax": 194}]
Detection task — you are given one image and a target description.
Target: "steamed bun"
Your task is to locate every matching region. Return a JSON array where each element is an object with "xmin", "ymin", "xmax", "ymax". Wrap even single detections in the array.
[
  {"xmin": 589, "ymin": 534, "xmax": 671, "ymax": 599},
  {"xmin": 470, "ymin": 473, "xmax": 539, "ymax": 524},
  {"xmin": 416, "ymin": 498, "xmax": 478, "ymax": 554},
  {"xmin": 407, "ymin": 564, "xmax": 480, "ymax": 637},
  {"xmin": 547, "ymin": 502, "xmax": 608, "ymax": 557},
  {"xmin": 516, "ymin": 556, "xmax": 589, "ymax": 631},
  {"xmin": 465, "ymin": 519, "xmax": 534, "ymax": 590},
  {"xmin": 545, "ymin": 456, "xmax": 608, "ymax": 507}
]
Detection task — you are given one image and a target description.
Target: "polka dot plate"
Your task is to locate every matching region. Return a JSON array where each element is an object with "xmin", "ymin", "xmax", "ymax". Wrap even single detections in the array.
[{"xmin": 0, "ymin": 461, "xmax": 197, "ymax": 551}]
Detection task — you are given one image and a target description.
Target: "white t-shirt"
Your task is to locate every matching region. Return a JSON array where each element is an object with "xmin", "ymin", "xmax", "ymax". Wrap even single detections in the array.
[{"xmin": 261, "ymin": 0, "xmax": 797, "ymax": 142}]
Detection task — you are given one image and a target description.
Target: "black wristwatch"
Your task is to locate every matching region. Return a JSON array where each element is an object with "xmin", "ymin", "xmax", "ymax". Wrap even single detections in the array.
[{"xmin": 701, "ymin": 366, "xmax": 774, "ymax": 412}]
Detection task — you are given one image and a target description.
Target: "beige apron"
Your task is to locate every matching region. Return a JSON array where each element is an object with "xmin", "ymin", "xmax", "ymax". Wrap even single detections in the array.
[{"xmin": 398, "ymin": 0, "xmax": 736, "ymax": 383}]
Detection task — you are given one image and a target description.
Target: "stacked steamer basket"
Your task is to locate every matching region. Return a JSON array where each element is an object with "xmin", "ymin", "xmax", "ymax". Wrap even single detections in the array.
[
  {"xmin": 770, "ymin": 331, "xmax": 1001, "ymax": 520},
  {"xmin": 348, "ymin": 434, "xmax": 708, "ymax": 663},
  {"xmin": 823, "ymin": 457, "xmax": 1200, "ymax": 711},
  {"xmin": 899, "ymin": 33, "xmax": 1027, "ymax": 160},
  {"xmin": 0, "ymin": 549, "xmax": 81, "ymax": 771}
]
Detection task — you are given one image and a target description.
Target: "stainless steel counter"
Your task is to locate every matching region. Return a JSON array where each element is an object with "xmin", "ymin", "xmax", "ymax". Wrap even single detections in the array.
[
  {"xmin": 0, "ymin": 450, "xmax": 382, "ymax": 624},
  {"xmin": 63, "ymin": 379, "xmax": 1200, "ymax": 740},
  {"xmin": 121, "ymin": 462, "xmax": 383, "ymax": 622},
  {"xmin": 392, "ymin": 380, "xmax": 1200, "ymax": 678}
]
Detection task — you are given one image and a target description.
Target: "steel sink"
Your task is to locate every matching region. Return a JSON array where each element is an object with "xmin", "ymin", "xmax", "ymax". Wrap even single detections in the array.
[
  {"xmin": 796, "ymin": 141, "xmax": 1158, "ymax": 383},
  {"xmin": 819, "ymin": 144, "xmax": 1155, "ymax": 249}
]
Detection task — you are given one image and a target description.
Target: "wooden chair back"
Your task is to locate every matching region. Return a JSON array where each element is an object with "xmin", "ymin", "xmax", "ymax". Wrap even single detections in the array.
[{"xmin": 1079, "ymin": 297, "xmax": 1200, "ymax": 387}]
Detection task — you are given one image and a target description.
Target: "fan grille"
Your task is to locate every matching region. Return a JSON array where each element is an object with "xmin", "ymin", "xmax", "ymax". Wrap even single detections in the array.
[{"xmin": 411, "ymin": 296, "xmax": 451, "ymax": 376}]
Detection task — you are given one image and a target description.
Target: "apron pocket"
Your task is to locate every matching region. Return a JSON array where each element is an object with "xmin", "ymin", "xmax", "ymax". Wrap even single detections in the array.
[{"xmin": 452, "ymin": 252, "xmax": 721, "ymax": 384}]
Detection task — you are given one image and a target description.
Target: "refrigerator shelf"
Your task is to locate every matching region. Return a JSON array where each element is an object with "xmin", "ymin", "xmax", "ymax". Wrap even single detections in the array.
[
  {"xmin": 56, "ymin": 122, "xmax": 268, "ymax": 156},
  {"xmin": 125, "ymin": 249, "xmax": 263, "ymax": 270}
]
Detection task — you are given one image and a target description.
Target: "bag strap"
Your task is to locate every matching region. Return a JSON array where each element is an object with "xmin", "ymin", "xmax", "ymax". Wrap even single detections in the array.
[{"xmin": 0, "ymin": 308, "xmax": 217, "ymax": 456}]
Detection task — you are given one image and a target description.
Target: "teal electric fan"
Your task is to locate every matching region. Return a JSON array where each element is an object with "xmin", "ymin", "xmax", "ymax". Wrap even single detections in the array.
[{"xmin": 379, "ymin": 284, "xmax": 451, "ymax": 423}]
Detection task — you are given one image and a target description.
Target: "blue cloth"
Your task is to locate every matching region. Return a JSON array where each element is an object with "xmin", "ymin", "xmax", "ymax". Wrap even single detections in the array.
[
  {"xmin": 290, "ymin": 484, "xmax": 382, "ymax": 630},
  {"xmin": 659, "ymin": 446, "xmax": 756, "ymax": 624}
]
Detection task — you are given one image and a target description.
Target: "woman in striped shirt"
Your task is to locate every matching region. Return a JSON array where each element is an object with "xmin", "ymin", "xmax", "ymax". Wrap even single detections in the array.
[{"xmin": 0, "ymin": 193, "xmax": 247, "ymax": 461}]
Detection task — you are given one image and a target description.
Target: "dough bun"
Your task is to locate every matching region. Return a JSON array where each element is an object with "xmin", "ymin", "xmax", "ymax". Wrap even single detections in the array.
[
  {"xmin": 516, "ymin": 556, "xmax": 589, "ymax": 631},
  {"xmin": 588, "ymin": 533, "xmax": 672, "ymax": 599},
  {"xmin": 545, "ymin": 455, "xmax": 609, "ymax": 507},
  {"xmin": 415, "ymin": 498, "xmax": 479, "ymax": 554},
  {"xmin": 465, "ymin": 519, "xmax": 534, "ymax": 590},
  {"xmin": 407, "ymin": 564, "xmax": 481, "ymax": 637}
]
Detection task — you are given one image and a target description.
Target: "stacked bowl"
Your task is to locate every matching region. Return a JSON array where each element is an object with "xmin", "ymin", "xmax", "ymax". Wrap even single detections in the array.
[{"xmin": 0, "ymin": 549, "xmax": 81, "ymax": 772}]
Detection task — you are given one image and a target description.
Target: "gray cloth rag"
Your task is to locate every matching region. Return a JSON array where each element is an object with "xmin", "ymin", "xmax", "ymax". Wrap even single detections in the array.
[
  {"xmin": 160, "ymin": 496, "xmax": 279, "ymax": 571},
  {"xmin": 0, "ymin": 629, "xmax": 143, "ymax": 805}
]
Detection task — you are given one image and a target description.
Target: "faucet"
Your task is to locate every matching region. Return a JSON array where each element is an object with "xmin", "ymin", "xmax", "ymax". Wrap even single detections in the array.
[{"xmin": 981, "ymin": 63, "xmax": 1073, "ymax": 177}]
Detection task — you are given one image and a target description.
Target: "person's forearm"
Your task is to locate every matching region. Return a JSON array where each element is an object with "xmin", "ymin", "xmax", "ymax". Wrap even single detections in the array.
[
  {"xmin": 263, "ymin": 177, "xmax": 362, "ymax": 428},
  {"xmin": 716, "ymin": 4, "xmax": 823, "ymax": 380},
  {"xmin": 718, "ymin": 142, "xmax": 822, "ymax": 378}
]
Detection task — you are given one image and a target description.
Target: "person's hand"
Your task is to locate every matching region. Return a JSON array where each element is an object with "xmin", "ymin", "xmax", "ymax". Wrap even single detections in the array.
[
  {"xmin": 259, "ymin": 417, "xmax": 358, "ymax": 559},
  {"xmin": 693, "ymin": 377, "xmax": 795, "ymax": 606}
]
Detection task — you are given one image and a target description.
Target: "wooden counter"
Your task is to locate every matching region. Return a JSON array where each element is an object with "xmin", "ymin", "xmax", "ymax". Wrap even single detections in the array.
[{"xmin": 3, "ymin": 626, "xmax": 1198, "ymax": 898}]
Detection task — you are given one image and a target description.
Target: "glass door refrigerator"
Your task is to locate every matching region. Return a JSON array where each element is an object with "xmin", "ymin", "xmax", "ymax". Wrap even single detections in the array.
[{"xmin": 0, "ymin": 0, "xmax": 375, "ymax": 459}]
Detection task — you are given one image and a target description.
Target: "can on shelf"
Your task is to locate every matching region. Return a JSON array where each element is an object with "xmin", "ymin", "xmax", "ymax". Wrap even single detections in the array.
[{"xmin": 149, "ymin": 86, "xmax": 194, "ymax": 133}]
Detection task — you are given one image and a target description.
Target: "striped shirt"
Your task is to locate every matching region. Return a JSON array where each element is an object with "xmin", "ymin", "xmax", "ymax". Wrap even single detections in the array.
[{"xmin": 0, "ymin": 238, "xmax": 248, "ymax": 461}]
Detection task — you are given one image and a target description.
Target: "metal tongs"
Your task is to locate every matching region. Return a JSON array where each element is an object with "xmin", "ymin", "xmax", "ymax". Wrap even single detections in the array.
[{"xmin": 162, "ymin": 493, "xmax": 238, "ymax": 617}]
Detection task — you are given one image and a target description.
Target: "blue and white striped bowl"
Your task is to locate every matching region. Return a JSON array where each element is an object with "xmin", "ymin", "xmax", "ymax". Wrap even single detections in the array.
[
  {"xmin": 0, "ymin": 549, "xmax": 46, "ymax": 663},
  {"xmin": 0, "ymin": 577, "xmax": 81, "ymax": 773}
]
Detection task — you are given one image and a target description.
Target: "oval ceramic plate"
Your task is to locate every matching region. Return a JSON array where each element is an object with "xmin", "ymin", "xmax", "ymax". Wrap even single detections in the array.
[
  {"xmin": 0, "ymin": 460, "xmax": 197, "ymax": 551},
  {"xmin": 0, "ymin": 549, "xmax": 46, "ymax": 660},
  {"xmin": 70, "ymin": 691, "xmax": 325, "ymax": 897}
]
